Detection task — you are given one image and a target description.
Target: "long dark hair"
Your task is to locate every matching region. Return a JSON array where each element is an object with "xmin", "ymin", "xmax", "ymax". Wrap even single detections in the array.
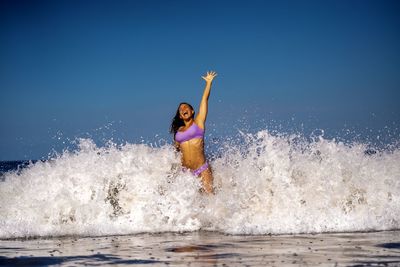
[{"xmin": 170, "ymin": 102, "xmax": 195, "ymax": 139}]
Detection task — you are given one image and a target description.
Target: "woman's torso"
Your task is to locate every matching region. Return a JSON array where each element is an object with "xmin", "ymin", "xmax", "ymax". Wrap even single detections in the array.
[{"xmin": 175, "ymin": 122, "xmax": 206, "ymax": 169}]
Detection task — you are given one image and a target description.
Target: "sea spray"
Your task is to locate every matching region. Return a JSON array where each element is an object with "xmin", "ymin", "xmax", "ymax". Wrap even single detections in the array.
[
  {"xmin": 1, "ymin": 131, "xmax": 399, "ymax": 238},
  {"xmin": 208, "ymin": 131, "xmax": 400, "ymax": 234}
]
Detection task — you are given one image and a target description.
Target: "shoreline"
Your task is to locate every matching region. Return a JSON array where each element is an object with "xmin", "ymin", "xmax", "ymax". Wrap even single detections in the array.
[
  {"xmin": 1, "ymin": 228, "xmax": 400, "ymax": 241},
  {"xmin": 1, "ymin": 230, "xmax": 399, "ymax": 266}
]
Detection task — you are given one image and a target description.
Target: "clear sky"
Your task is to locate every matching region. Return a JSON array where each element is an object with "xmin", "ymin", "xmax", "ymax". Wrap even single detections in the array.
[{"xmin": 1, "ymin": 0, "xmax": 399, "ymax": 160}]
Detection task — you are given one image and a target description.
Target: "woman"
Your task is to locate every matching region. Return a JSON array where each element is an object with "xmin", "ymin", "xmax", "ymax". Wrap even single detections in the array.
[{"xmin": 170, "ymin": 71, "xmax": 217, "ymax": 194}]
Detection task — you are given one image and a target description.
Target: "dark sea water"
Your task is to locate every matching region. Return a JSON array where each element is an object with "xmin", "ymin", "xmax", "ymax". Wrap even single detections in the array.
[{"xmin": 0, "ymin": 160, "xmax": 35, "ymax": 175}]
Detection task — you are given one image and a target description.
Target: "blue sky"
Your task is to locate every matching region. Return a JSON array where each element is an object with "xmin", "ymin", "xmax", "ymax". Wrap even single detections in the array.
[{"xmin": 1, "ymin": 0, "xmax": 399, "ymax": 160}]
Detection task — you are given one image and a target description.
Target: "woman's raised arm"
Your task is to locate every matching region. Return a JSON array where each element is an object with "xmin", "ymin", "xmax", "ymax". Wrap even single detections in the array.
[{"xmin": 195, "ymin": 71, "xmax": 217, "ymax": 128}]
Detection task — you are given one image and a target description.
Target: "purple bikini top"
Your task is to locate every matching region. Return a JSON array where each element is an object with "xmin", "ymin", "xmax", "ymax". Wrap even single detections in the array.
[{"xmin": 175, "ymin": 123, "xmax": 204, "ymax": 143}]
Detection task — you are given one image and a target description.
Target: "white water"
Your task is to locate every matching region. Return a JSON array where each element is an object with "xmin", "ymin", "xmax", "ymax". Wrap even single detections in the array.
[{"xmin": 1, "ymin": 130, "xmax": 399, "ymax": 238}]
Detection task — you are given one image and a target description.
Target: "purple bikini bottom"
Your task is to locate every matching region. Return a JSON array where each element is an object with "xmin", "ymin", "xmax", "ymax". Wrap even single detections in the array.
[{"xmin": 183, "ymin": 162, "xmax": 209, "ymax": 177}]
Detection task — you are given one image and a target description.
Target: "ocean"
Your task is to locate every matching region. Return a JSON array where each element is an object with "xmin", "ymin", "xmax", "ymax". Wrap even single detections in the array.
[
  {"xmin": 1, "ymin": 231, "xmax": 400, "ymax": 266},
  {"xmin": 1, "ymin": 129, "xmax": 399, "ymax": 265}
]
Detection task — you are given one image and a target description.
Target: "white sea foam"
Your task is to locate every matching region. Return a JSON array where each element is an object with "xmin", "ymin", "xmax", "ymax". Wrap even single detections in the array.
[{"xmin": 1, "ymin": 131, "xmax": 399, "ymax": 238}]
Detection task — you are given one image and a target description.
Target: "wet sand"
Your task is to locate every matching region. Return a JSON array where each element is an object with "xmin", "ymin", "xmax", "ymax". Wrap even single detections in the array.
[{"xmin": 1, "ymin": 230, "xmax": 400, "ymax": 266}]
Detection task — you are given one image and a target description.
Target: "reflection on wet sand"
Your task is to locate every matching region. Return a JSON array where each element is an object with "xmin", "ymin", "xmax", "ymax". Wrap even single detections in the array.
[{"xmin": 1, "ymin": 231, "xmax": 400, "ymax": 266}]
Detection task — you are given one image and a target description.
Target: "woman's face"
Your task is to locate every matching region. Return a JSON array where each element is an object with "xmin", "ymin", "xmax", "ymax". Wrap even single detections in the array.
[{"xmin": 179, "ymin": 104, "xmax": 194, "ymax": 120}]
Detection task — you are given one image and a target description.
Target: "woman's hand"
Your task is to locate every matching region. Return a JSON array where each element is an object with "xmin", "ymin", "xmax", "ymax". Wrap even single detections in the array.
[{"xmin": 201, "ymin": 71, "xmax": 217, "ymax": 83}]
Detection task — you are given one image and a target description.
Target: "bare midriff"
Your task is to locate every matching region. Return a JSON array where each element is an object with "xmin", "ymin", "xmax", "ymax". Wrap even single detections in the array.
[{"xmin": 179, "ymin": 138, "xmax": 206, "ymax": 170}]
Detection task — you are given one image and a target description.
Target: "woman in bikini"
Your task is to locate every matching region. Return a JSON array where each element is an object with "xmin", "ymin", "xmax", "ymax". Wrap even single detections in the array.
[{"xmin": 170, "ymin": 71, "xmax": 217, "ymax": 194}]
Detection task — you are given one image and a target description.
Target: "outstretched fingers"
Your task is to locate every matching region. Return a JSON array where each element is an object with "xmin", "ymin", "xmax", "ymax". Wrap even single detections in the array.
[{"xmin": 201, "ymin": 70, "xmax": 218, "ymax": 82}]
